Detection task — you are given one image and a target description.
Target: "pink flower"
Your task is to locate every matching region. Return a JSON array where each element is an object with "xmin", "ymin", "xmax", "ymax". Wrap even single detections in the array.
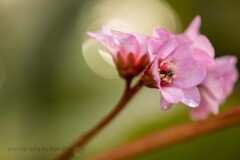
[
  {"xmin": 190, "ymin": 56, "xmax": 238, "ymax": 120},
  {"xmin": 183, "ymin": 16, "xmax": 238, "ymax": 120},
  {"xmin": 87, "ymin": 26, "xmax": 150, "ymax": 79},
  {"xmin": 142, "ymin": 39, "xmax": 206, "ymax": 110}
]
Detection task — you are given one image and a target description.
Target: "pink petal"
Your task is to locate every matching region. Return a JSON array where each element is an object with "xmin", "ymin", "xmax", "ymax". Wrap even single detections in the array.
[
  {"xmin": 109, "ymin": 30, "xmax": 140, "ymax": 58},
  {"xmin": 87, "ymin": 32, "xmax": 118, "ymax": 54},
  {"xmin": 173, "ymin": 58, "xmax": 206, "ymax": 88},
  {"xmin": 202, "ymin": 87, "xmax": 219, "ymax": 115},
  {"xmin": 215, "ymin": 55, "xmax": 237, "ymax": 68},
  {"xmin": 151, "ymin": 53, "xmax": 161, "ymax": 88},
  {"xmin": 181, "ymin": 87, "xmax": 201, "ymax": 107},
  {"xmin": 212, "ymin": 56, "xmax": 238, "ymax": 100},
  {"xmin": 190, "ymin": 92, "xmax": 210, "ymax": 120},
  {"xmin": 202, "ymin": 71, "xmax": 224, "ymax": 101},
  {"xmin": 193, "ymin": 35, "xmax": 215, "ymax": 58},
  {"xmin": 156, "ymin": 38, "xmax": 178, "ymax": 60},
  {"xmin": 152, "ymin": 28, "xmax": 191, "ymax": 61},
  {"xmin": 184, "ymin": 15, "xmax": 201, "ymax": 40},
  {"xmin": 133, "ymin": 33, "xmax": 149, "ymax": 56},
  {"xmin": 111, "ymin": 30, "xmax": 133, "ymax": 40},
  {"xmin": 148, "ymin": 38, "xmax": 162, "ymax": 60},
  {"xmin": 160, "ymin": 86, "xmax": 184, "ymax": 103},
  {"xmin": 190, "ymin": 87, "xmax": 219, "ymax": 120},
  {"xmin": 100, "ymin": 25, "xmax": 113, "ymax": 36},
  {"xmin": 119, "ymin": 35, "xmax": 140, "ymax": 60},
  {"xmin": 154, "ymin": 27, "xmax": 190, "ymax": 45},
  {"xmin": 193, "ymin": 48, "xmax": 214, "ymax": 65},
  {"xmin": 153, "ymin": 27, "xmax": 174, "ymax": 42},
  {"xmin": 175, "ymin": 35, "xmax": 190, "ymax": 44},
  {"xmin": 190, "ymin": 105, "xmax": 210, "ymax": 120},
  {"xmin": 165, "ymin": 42, "xmax": 193, "ymax": 61},
  {"xmin": 160, "ymin": 97, "xmax": 173, "ymax": 111}
]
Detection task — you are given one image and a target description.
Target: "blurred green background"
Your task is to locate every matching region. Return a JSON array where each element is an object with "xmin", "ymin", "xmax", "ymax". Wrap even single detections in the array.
[{"xmin": 0, "ymin": 0, "xmax": 240, "ymax": 160}]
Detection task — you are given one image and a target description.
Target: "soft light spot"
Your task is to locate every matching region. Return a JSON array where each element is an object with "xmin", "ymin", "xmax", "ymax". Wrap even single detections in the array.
[
  {"xmin": 98, "ymin": 49, "xmax": 115, "ymax": 66},
  {"xmin": 82, "ymin": 39, "xmax": 118, "ymax": 79}
]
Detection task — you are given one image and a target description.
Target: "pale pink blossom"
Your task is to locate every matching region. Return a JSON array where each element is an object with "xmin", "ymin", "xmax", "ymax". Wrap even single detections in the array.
[
  {"xmin": 142, "ymin": 39, "xmax": 206, "ymax": 110},
  {"xmin": 190, "ymin": 56, "xmax": 238, "ymax": 120},
  {"xmin": 87, "ymin": 26, "xmax": 150, "ymax": 79},
  {"xmin": 183, "ymin": 17, "xmax": 238, "ymax": 120}
]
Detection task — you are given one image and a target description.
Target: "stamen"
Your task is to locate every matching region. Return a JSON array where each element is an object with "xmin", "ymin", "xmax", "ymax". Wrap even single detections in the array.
[
  {"xmin": 159, "ymin": 60, "xmax": 176, "ymax": 85},
  {"xmin": 166, "ymin": 70, "xmax": 174, "ymax": 77},
  {"xmin": 160, "ymin": 74, "xmax": 165, "ymax": 78},
  {"xmin": 162, "ymin": 77, "xmax": 172, "ymax": 84}
]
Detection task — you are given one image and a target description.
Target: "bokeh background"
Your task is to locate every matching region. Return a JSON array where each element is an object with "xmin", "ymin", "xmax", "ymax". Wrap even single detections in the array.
[{"xmin": 0, "ymin": 0, "xmax": 240, "ymax": 159}]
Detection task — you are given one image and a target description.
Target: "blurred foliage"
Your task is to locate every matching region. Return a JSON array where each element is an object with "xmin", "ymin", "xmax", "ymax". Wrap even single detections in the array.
[{"xmin": 0, "ymin": 0, "xmax": 239, "ymax": 160}]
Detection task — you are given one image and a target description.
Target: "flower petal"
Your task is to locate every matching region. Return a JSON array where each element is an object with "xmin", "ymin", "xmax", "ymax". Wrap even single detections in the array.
[
  {"xmin": 174, "ymin": 58, "xmax": 206, "ymax": 88},
  {"xmin": 160, "ymin": 97, "xmax": 173, "ymax": 111},
  {"xmin": 202, "ymin": 71, "xmax": 224, "ymax": 101},
  {"xmin": 190, "ymin": 93, "xmax": 210, "ymax": 120},
  {"xmin": 190, "ymin": 87, "xmax": 219, "ymax": 120},
  {"xmin": 211, "ymin": 56, "xmax": 238, "ymax": 100},
  {"xmin": 181, "ymin": 87, "xmax": 201, "ymax": 107},
  {"xmin": 193, "ymin": 35, "xmax": 215, "ymax": 58},
  {"xmin": 148, "ymin": 38, "xmax": 162, "ymax": 60},
  {"xmin": 100, "ymin": 25, "xmax": 113, "ymax": 36},
  {"xmin": 184, "ymin": 15, "xmax": 201, "ymax": 40},
  {"xmin": 202, "ymin": 87, "xmax": 220, "ymax": 115},
  {"xmin": 165, "ymin": 42, "xmax": 193, "ymax": 61},
  {"xmin": 153, "ymin": 27, "xmax": 174, "ymax": 42},
  {"xmin": 119, "ymin": 35, "xmax": 140, "ymax": 60},
  {"xmin": 193, "ymin": 48, "xmax": 214, "ymax": 65},
  {"xmin": 87, "ymin": 32, "xmax": 118, "ymax": 54},
  {"xmin": 133, "ymin": 34, "xmax": 149, "ymax": 57},
  {"xmin": 111, "ymin": 29, "xmax": 133, "ymax": 40},
  {"xmin": 156, "ymin": 38, "xmax": 178, "ymax": 59},
  {"xmin": 160, "ymin": 86, "xmax": 184, "ymax": 103}
]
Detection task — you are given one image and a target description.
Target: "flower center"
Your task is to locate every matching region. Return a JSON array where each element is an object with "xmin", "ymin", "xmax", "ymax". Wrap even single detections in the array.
[{"xmin": 159, "ymin": 61, "xmax": 177, "ymax": 85}]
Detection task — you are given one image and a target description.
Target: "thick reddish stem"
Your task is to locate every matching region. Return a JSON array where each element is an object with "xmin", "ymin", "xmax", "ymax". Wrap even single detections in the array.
[
  {"xmin": 92, "ymin": 106, "xmax": 240, "ymax": 160},
  {"xmin": 54, "ymin": 80, "xmax": 143, "ymax": 160}
]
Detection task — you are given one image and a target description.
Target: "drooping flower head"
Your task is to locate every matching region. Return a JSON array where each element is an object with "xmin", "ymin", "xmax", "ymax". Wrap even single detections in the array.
[
  {"xmin": 179, "ymin": 16, "xmax": 238, "ymax": 120},
  {"xmin": 190, "ymin": 56, "xmax": 238, "ymax": 120},
  {"xmin": 142, "ymin": 38, "xmax": 206, "ymax": 110},
  {"xmin": 87, "ymin": 26, "xmax": 150, "ymax": 79}
]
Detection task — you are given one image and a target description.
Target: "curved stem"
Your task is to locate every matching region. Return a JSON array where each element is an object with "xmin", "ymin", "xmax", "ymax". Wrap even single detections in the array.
[
  {"xmin": 54, "ymin": 80, "xmax": 143, "ymax": 160},
  {"xmin": 92, "ymin": 106, "xmax": 240, "ymax": 160}
]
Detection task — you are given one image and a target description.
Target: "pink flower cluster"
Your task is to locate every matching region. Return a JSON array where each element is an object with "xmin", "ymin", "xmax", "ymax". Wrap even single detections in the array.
[{"xmin": 87, "ymin": 16, "xmax": 238, "ymax": 120}]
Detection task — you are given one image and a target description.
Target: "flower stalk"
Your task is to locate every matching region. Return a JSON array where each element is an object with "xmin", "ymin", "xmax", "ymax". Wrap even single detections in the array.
[{"xmin": 54, "ymin": 79, "xmax": 143, "ymax": 160}]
